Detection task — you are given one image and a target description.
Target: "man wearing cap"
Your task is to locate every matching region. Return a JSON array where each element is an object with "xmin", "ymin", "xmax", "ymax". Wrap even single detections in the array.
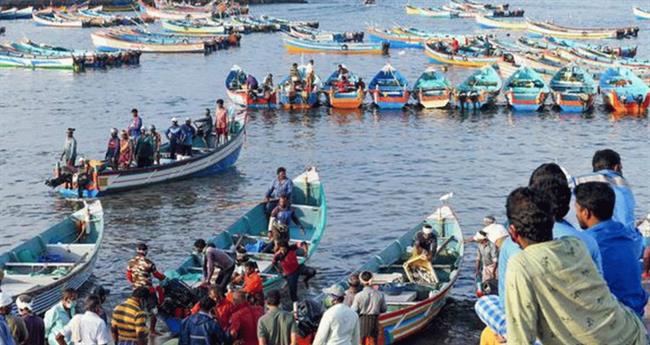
[
  {"xmin": 473, "ymin": 229, "xmax": 497, "ymax": 292},
  {"xmin": 60, "ymin": 128, "xmax": 77, "ymax": 168},
  {"xmin": 313, "ymin": 285, "xmax": 360, "ymax": 345},
  {"xmin": 180, "ymin": 118, "xmax": 196, "ymax": 157},
  {"xmin": 0, "ymin": 294, "xmax": 16, "ymax": 345},
  {"xmin": 55, "ymin": 295, "xmax": 110, "ymax": 345},
  {"xmin": 17, "ymin": 295, "xmax": 44, "ymax": 345},
  {"xmin": 165, "ymin": 118, "xmax": 182, "ymax": 159},
  {"xmin": 126, "ymin": 243, "xmax": 166, "ymax": 335},
  {"xmin": 413, "ymin": 224, "xmax": 438, "ymax": 262},
  {"xmin": 0, "ymin": 293, "xmax": 27, "ymax": 345},
  {"xmin": 104, "ymin": 128, "xmax": 120, "ymax": 170},
  {"xmin": 351, "ymin": 271, "xmax": 386, "ymax": 345}
]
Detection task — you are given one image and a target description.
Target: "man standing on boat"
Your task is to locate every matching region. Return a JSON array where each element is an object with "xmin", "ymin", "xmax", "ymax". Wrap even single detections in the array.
[
  {"xmin": 166, "ymin": 118, "xmax": 182, "ymax": 159},
  {"xmin": 266, "ymin": 194, "xmax": 306, "ymax": 250},
  {"xmin": 60, "ymin": 128, "xmax": 77, "ymax": 168},
  {"xmin": 215, "ymin": 100, "xmax": 228, "ymax": 146},
  {"xmin": 126, "ymin": 243, "xmax": 166, "ymax": 336},
  {"xmin": 351, "ymin": 271, "xmax": 386, "ymax": 345},
  {"xmin": 265, "ymin": 167, "xmax": 293, "ymax": 217},
  {"xmin": 194, "ymin": 239, "xmax": 236, "ymax": 295},
  {"xmin": 134, "ymin": 128, "xmax": 154, "ymax": 168},
  {"xmin": 149, "ymin": 125, "xmax": 162, "ymax": 165},
  {"xmin": 128, "ymin": 109, "xmax": 143, "ymax": 141},
  {"xmin": 104, "ymin": 128, "xmax": 120, "ymax": 171},
  {"xmin": 180, "ymin": 118, "xmax": 196, "ymax": 157},
  {"xmin": 313, "ymin": 285, "xmax": 360, "ymax": 345},
  {"xmin": 271, "ymin": 241, "xmax": 315, "ymax": 303}
]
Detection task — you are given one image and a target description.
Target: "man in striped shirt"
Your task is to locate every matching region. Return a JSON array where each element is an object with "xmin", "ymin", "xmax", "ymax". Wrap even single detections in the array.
[{"xmin": 111, "ymin": 287, "xmax": 150, "ymax": 345}]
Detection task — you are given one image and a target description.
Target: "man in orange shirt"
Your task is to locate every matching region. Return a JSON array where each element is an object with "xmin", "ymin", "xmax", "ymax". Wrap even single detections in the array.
[
  {"xmin": 241, "ymin": 262, "xmax": 264, "ymax": 306},
  {"xmin": 190, "ymin": 285, "xmax": 234, "ymax": 331},
  {"xmin": 229, "ymin": 291, "xmax": 263, "ymax": 345}
]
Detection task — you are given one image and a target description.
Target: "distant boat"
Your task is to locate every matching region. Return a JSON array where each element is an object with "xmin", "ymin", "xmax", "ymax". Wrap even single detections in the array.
[
  {"xmin": 599, "ymin": 67, "xmax": 650, "ymax": 115},
  {"xmin": 138, "ymin": 0, "xmax": 213, "ymax": 20},
  {"xmin": 322, "ymin": 66, "xmax": 365, "ymax": 109},
  {"xmin": 47, "ymin": 111, "xmax": 246, "ymax": 198},
  {"xmin": 475, "ymin": 14, "xmax": 527, "ymax": 30},
  {"xmin": 161, "ymin": 19, "xmax": 227, "ymax": 35},
  {"xmin": 0, "ymin": 49, "xmax": 76, "ymax": 70},
  {"xmin": 633, "ymin": 7, "xmax": 650, "ymax": 20},
  {"xmin": 0, "ymin": 201, "xmax": 104, "ymax": 315},
  {"xmin": 413, "ymin": 67, "xmax": 452, "ymax": 109},
  {"xmin": 91, "ymin": 29, "xmax": 225, "ymax": 53},
  {"xmin": 283, "ymin": 35, "xmax": 386, "ymax": 55},
  {"xmin": 454, "ymin": 66, "xmax": 502, "ymax": 111},
  {"xmin": 368, "ymin": 64, "xmax": 410, "ymax": 109},
  {"xmin": 313, "ymin": 202, "xmax": 463, "ymax": 344},
  {"xmin": 160, "ymin": 167, "xmax": 327, "ymax": 334},
  {"xmin": 526, "ymin": 20, "xmax": 639, "ymax": 39},
  {"xmin": 405, "ymin": 5, "xmax": 458, "ymax": 18},
  {"xmin": 424, "ymin": 41, "xmax": 498, "ymax": 68},
  {"xmin": 550, "ymin": 65, "xmax": 597, "ymax": 113},
  {"xmin": 503, "ymin": 66, "xmax": 550, "ymax": 112},
  {"xmin": 225, "ymin": 65, "xmax": 278, "ymax": 109},
  {"xmin": 32, "ymin": 10, "xmax": 83, "ymax": 28}
]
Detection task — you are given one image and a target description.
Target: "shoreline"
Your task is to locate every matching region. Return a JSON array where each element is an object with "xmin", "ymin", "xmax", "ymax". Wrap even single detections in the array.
[{"xmin": 0, "ymin": 0, "xmax": 307, "ymax": 9}]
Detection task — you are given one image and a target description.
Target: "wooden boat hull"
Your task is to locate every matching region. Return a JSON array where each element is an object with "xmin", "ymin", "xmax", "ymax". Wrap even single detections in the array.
[
  {"xmin": 418, "ymin": 90, "xmax": 451, "ymax": 109},
  {"xmin": 162, "ymin": 168, "xmax": 327, "ymax": 334},
  {"xmin": 227, "ymin": 89, "xmax": 278, "ymax": 109},
  {"xmin": 328, "ymin": 89, "xmax": 364, "ymax": 109},
  {"xmin": 91, "ymin": 32, "xmax": 206, "ymax": 53},
  {"xmin": 0, "ymin": 51, "xmax": 75, "ymax": 69},
  {"xmin": 552, "ymin": 92, "xmax": 595, "ymax": 112},
  {"xmin": 366, "ymin": 27, "xmax": 424, "ymax": 49},
  {"xmin": 454, "ymin": 90, "xmax": 497, "ymax": 110},
  {"xmin": 475, "ymin": 14, "xmax": 527, "ymax": 30},
  {"xmin": 1, "ymin": 201, "xmax": 104, "ymax": 315},
  {"xmin": 32, "ymin": 12, "xmax": 83, "ymax": 27},
  {"xmin": 56, "ymin": 115, "xmax": 245, "ymax": 198},
  {"xmin": 505, "ymin": 91, "xmax": 548, "ymax": 112},
  {"xmin": 284, "ymin": 36, "xmax": 385, "ymax": 55},
  {"xmin": 371, "ymin": 90, "xmax": 410, "ymax": 109},
  {"xmin": 634, "ymin": 7, "xmax": 650, "ymax": 19},
  {"xmin": 602, "ymin": 90, "xmax": 650, "ymax": 115},
  {"xmin": 161, "ymin": 20, "xmax": 225, "ymax": 34},
  {"xmin": 139, "ymin": 1, "xmax": 212, "ymax": 20},
  {"xmin": 278, "ymin": 90, "xmax": 319, "ymax": 110},
  {"xmin": 424, "ymin": 44, "xmax": 497, "ymax": 67},
  {"xmin": 405, "ymin": 5, "xmax": 456, "ymax": 18},
  {"xmin": 527, "ymin": 21, "xmax": 619, "ymax": 39}
]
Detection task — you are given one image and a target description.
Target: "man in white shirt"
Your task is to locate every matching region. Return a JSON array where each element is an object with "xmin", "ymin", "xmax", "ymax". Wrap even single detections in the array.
[
  {"xmin": 313, "ymin": 285, "xmax": 360, "ymax": 345},
  {"xmin": 56, "ymin": 295, "xmax": 110, "ymax": 345}
]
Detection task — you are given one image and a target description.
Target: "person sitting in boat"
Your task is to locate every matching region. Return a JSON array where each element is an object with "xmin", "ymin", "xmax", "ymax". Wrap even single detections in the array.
[
  {"xmin": 239, "ymin": 261, "xmax": 264, "ymax": 306},
  {"xmin": 61, "ymin": 128, "xmax": 77, "ymax": 168},
  {"xmin": 128, "ymin": 108, "xmax": 143, "ymax": 141},
  {"xmin": 134, "ymin": 127, "xmax": 155, "ymax": 168},
  {"xmin": 246, "ymin": 74, "xmax": 260, "ymax": 100},
  {"xmin": 413, "ymin": 224, "xmax": 438, "ymax": 262},
  {"xmin": 104, "ymin": 128, "xmax": 120, "ymax": 171},
  {"xmin": 194, "ymin": 109, "xmax": 214, "ymax": 148},
  {"xmin": 262, "ymin": 74, "xmax": 274, "ymax": 91},
  {"xmin": 265, "ymin": 167, "xmax": 293, "ymax": 216},
  {"xmin": 74, "ymin": 157, "xmax": 96, "ymax": 198},
  {"xmin": 336, "ymin": 64, "xmax": 349, "ymax": 80},
  {"xmin": 166, "ymin": 118, "xmax": 183, "ymax": 159},
  {"xmin": 117, "ymin": 130, "xmax": 134, "ymax": 170},
  {"xmin": 289, "ymin": 63, "xmax": 302, "ymax": 91},
  {"xmin": 305, "ymin": 70, "xmax": 316, "ymax": 93},
  {"xmin": 127, "ymin": 243, "xmax": 167, "ymax": 336},
  {"xmin": 215, "ymin": 100, "xmax": 229, "ymax": 145},
  {"xmin": 335, "ymin": 76, "xmax": 350, "ymax": 93}
]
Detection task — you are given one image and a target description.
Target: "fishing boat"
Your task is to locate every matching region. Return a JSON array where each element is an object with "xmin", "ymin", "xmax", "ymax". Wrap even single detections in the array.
[
  {"xmin": 225, "ymin": 65, "xmax": 278, "ymax": 109},
  {"xmin": 366, "ymin": 26, "xmax": 427, "ymax": 49},
  {"xmin": 322, "ymin": 67, "xmax": 365, "ymax": 109},
  {"xmin": 102, "ymin": 0, "xmax": 136, "ymax": 12},
  {"xmin": 283, "ymin": 35, "xmax": 386, "ymax": 55},
  {"xmin": 288, "ymin": 25, "xmax": 363, "ymax": 43},
  {"xmin": 497, "ymin": 52, "xmax": 560, "ymax": 83},
  {"xmin": 424, "ymin": 41, "xmax": 498, "ymax": 68},
  {"xmin": 258, "ymin": 15, "xmax": 318, "ymax": 30},
  {"xmin": 161, "ymin": 19, "xmax": 226, "ymax": 35},
  {"xmin": 91, "ymin": 29, "xmax": 224, "ymax": 54},
  {"xmin": 0, "ymin": 49, "xmax": 76, "ymax": 70},
  {"xmin": 46, "ymin": 111, "xmax": 246, "ymax": 198},
  {"xmin": 475, "ymin": 14, "xmax": 527, "ymax": 30},
  {"xmin": 413, "ymin": 67, "xmax": 452, "ymax": 109},
  {"xmin": 139, "ymin": 0, "xmax": 213, "ymax": 20},
  {"xmin": 405, "ymin": 5, "xmax": 458, "ymax": 18},
  {"xmin": 454, "ymin": 66, "xmax": 502, "ymax": 111},
  {"xmin": 0, "ymin": 6, "xmax": 32, "ymax": 19},
  {"xmin": 634, "ymin": 7, "xmax": 650, "ymax": 19},
  {"xmin": 32, "ymin": 10, "xmax": 83, "ymax": 28},
  {"xmin": 160, "ymin": 167, "xmax": 326, "ymax": 333},
  {"xmin": 599, "ymin": 67, "xmax": 650, "ymax": 115},
  {"xmin": 549, "ymin": 65, "xmax": 597, "ymax": 112},
  {"xmin": 527, "ymin": 20, "xmax": 639, "ymax": 39},
  {"xmin": 278, "ymin": 64, "xmax": 322, "ymax": 110},
  {"xmin": 317, "ymin": 199, "xmax": 463, "ymax": 344},
  {"xmin": 368, "ymin": 64, "xmax": 410, "ymax": 109},
  {"xmin": 503, "ymin": 67, "xmax": 550, "ymax": 112},
  {"xmin": 0, "ymin": 201, "xmax": 104, "ymax": 315}
]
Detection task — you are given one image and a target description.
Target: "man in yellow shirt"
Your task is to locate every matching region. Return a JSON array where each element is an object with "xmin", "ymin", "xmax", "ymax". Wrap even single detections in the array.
[{"xmin": 504, "ymin": 187, "xmax": 645, "ymax": 345}]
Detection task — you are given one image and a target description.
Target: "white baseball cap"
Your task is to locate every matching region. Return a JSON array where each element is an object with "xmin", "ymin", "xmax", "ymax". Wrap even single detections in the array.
[
  {"xmin": 483, "ymin": 224, "xmax": 509, "ymax": 244},
  {"xmin": 0, "ymin": 292, "xmax": 13, "ymax": 308}
]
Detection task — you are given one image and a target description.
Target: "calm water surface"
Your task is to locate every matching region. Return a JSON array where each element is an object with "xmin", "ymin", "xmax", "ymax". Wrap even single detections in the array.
[{"xmin": 1, "ymin": 0, "xmax": 649, "ymax": 343}]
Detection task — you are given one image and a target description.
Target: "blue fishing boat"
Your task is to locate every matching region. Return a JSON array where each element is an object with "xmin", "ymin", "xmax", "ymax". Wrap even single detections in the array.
[
  {"xmin": 503, "ymin": 66, "xmax": 550, "ymax": 112},
  {"xmin": 599, "ymin": 67, "xmax": 650, "ymax": 115},
  {"xmin": 413, "ymin": 67, "xmax": 452, "ymax": 109},
  {"xmin": 160, "ymin": 167, "xmax": 327, "ymax": 334},
  {"xmin": 322, "ymin": 66, "xmax": 365, "ymax": 109},
  {"xmin": 0, "ymin": 48, "xmax": 76, "ymax": 70},
  {"xmin": 0, "ymin": 201, "xmax": 104, "ymax": 315},
  {"xmin": 315, "ymin": 199, "xmax": 463, "ymax": 344},
  {"xmin": 46, "ymin": 111, "xmax": 246, "ymax": 198},
  {"xmin": 454, "ymin": 66, "xmax": 502, "ymax": 111},
  {"xmin": 284, "ymin": 35, "xmax": 386, "ymax": 55},
  {"xmin": 550, "ymin": 65, "xmax": 597, "ymax": 112},
  {"xmin": 278, "ymin": 64, "xmax": 322, "ymax": 110},
  {"xmin": 369, "ymin": 64, "xmax": 410, "ymax": 109}
]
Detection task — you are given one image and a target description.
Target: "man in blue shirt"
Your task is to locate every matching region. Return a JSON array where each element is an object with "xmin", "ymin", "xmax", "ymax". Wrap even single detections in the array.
[
  {"xmin": 575, "ymin": 181, "xmax": 648, "ymax": 317},
  {"xmin": 179, "ymin": 297, "xmax": 226, "ymax": 345},
  {"xmin": 180, "ymin": 118, "xmax": 196, "ymax": 157},
  {"xmin": 265, "ymin": 167, "xmax": 293, "ymax": 216},
  {"xmin": 165, "ymin": 118, "xmax": 182, "ymax": 159}
]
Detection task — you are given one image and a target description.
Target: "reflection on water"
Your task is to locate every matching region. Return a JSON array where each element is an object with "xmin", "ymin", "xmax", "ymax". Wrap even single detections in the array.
[{"xmin": 0, "ymin": 0, "xmax": 649, "ymax": 343}]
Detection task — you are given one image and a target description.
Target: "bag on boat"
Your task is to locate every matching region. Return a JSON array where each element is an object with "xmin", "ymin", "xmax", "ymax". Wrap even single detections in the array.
[
  {"xmin": 296, "ymin": 298, "xmax": 323, "ymax": 337},
  {"xmin": 159, "ymin": 278, "xmax": 197, "ymax": 318}
]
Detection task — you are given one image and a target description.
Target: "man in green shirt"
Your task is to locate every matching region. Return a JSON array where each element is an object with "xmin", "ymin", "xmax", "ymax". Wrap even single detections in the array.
[
  {"xmin": 504, "ymin": 187, "xmax": 646, "ymax": 345},
  {"xmin": 257, "ymin": 290, "xmax": 297, "ymax": 345}
]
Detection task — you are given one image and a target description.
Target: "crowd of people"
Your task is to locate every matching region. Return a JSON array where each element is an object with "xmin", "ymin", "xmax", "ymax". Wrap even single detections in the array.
[{"xmin": 471, "ymin": 148, "xmax": 648, "ymax": 345}]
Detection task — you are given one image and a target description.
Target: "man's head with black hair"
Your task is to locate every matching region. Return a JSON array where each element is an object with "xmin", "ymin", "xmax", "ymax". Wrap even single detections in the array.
[
  {"xmin": 199, "ymin": 297, "xmax": 216, "ymax": 313},
  {"xmin": 528, "ymin": 163, "xmax": 567, "ymax": 186},
  {"xmin": 265, "ymin": 289, "xmax": 281, "ymax": 307},
  {"xmin": 592, "ymin": 149, "xmax": 622, "ymax": 173},
  {"xmin": 530, "ymin": 177, "xmax": 571, "ymax": 221},
  {"xmin": 506, "ymin": 187, "xmax": 554, "ymax": 249},
  {"xmin": 574, "ymin": 182, "xmax": 616, "ymax": 230}
]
